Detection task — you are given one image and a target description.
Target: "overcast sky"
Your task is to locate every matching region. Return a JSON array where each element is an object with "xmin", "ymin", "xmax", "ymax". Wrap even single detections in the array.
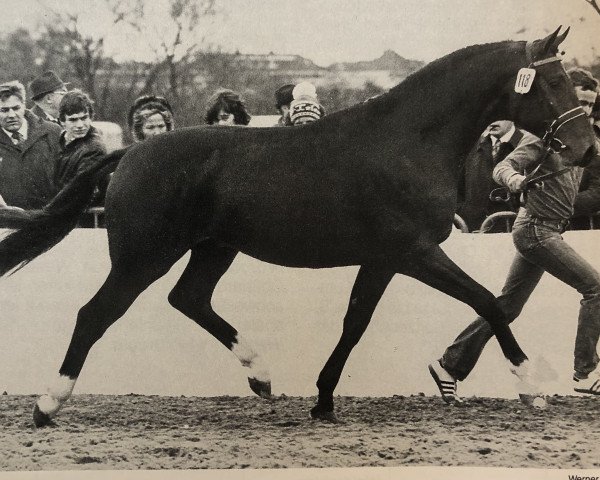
[{"xmin": 2, "ymin": 0, "xmax": 599, "ymax": 66}]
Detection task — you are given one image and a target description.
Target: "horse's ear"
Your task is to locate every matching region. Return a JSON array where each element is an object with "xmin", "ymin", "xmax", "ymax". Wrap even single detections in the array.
[
  {"xmin": 555, "ymin": 26, "xmax": 570, "ymax": 47},
  {"xmin": 541, "ymin": 26, "xmax": 569, "ymax": 54}
]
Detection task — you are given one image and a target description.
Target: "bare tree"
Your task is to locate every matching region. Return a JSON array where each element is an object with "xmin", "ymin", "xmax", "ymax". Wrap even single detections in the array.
[
  {"xmin": 34, "ymin": 0, "xmax": 143, "ymax": 118},
  {"xmin": 134, "ymin": 0, "xmax": 219, "ymax": 104}
]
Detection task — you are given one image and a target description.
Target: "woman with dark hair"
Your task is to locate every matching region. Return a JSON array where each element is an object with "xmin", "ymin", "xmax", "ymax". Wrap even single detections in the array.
[
  {"xmin": 205, "ymin": 89, "xmax": 251, "ymax": 126},
  {"xmin": 128, "ymin": 95, "xmax": 175, "ymax": 142}
]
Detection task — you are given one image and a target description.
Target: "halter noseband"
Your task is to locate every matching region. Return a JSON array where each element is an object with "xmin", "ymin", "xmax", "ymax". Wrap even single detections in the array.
[{"xmin": 524, "ymin": 42, "xmax": 587, "ymax": 154}]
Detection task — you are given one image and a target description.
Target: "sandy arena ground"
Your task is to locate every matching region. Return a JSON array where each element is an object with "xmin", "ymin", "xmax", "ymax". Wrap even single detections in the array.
[{"xmin": 0, "ymin": 394, "xmax": 599, "ymax": 471}]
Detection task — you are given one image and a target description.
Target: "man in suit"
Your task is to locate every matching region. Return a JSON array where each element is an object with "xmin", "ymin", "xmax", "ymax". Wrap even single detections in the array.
[
  {"xmin": 0, "ymin": 81, "xmax": 63, "ymax": 209},
  {"xmin": 457, "ymin": 120, "xmax": 534, "ymax": 232},
  {"xmin": 29, "ymin": 71, "xmax": 68, "ymax": 125}
]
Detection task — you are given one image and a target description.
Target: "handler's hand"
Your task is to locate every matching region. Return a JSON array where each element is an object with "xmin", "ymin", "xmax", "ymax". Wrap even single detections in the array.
[{"xmin": 507, "ymin": 174, "xmax": 527, "ymax": 193}]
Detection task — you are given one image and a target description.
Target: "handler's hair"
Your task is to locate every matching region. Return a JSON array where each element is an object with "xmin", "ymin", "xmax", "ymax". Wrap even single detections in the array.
[
  {"xmin": 205, "ymin": 88, "xmax": 251, "ymax": 126},
  {"xmin": 0, "ymin": 81, "xmax": 26, "ymax": 102},
  {"xmin": 59, "ymin": 89, "xmax": 95, "ymax": 122},
  {"xmin": 567, "ymin": 68, "xmax": 599, "ymax": 92}
]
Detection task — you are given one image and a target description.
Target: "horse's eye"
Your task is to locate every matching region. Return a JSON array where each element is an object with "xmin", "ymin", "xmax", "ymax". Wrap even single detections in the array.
[{"xmin": 547, "ymin": 79, "xmax": 562, "ymax": 88}]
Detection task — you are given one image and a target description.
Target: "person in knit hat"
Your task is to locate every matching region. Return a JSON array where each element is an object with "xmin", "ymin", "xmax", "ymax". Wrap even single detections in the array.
[
  {"xmin": 274, "ymin": 84, "xmax": 295, "ymax": 126},
  {"xmin": 289, "ymin": 82, "xmax": 325, "ymax": 125}
]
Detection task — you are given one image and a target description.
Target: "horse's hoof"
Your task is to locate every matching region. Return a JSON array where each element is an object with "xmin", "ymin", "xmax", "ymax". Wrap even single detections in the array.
[
  {"xmin": 310, "ymin": 405, "xmax": 339, "ymax": 423},
  {"xmin": 248, "ymin": 377, "xmax": 272, "ymax": 399},
  {"xmin": 32, "ymin": 404, "xmax": 55, "ymax": 428}
]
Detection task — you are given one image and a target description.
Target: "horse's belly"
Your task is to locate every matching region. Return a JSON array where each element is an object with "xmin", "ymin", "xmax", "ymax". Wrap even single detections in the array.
[
  {"xmin": 216, "ymin": 209, "xmax": 429, "ymax": 269},
  {"xmin": 230, "ymin": 223, "xmax": 369, "ymax": 268}
]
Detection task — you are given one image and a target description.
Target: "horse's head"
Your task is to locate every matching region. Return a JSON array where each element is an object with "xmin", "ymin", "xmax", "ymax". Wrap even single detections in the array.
[{"xmin": 507, "ymin": 27, "xmax": 597, "ymax": 166}]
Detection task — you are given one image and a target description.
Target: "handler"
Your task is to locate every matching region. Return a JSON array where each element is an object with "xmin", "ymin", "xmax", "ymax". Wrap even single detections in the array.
[{"xmin": 429, "ymin": 70, "xmax": 600, "ymax": 403}]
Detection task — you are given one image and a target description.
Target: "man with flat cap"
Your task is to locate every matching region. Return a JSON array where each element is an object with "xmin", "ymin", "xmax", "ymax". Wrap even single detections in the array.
[{"xmin": 29, "ymin": 71, "xmax": 68, "ymax": 125}]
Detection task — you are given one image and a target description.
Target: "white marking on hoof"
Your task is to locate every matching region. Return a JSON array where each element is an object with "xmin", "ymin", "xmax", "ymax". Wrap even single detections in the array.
[
  {"xmin": 231, "ymin": 334, "xmax": 271, "ymax": 383},
  {"xmin": 508, "ymin": 359, "xmax": 531, "ymax": 381},
  {"xmin": 36, "ymin": 375, "xmax": 77, "ymax": 417},
  {"xmin": 37, "ymin": 395, "xmax": 61, "ymax": 417}
]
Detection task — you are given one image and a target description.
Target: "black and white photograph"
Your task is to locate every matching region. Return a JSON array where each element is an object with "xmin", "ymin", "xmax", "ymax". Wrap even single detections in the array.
[{"xmin": 0, "ymin": 0, "xmax": 599, "ymax": 478}]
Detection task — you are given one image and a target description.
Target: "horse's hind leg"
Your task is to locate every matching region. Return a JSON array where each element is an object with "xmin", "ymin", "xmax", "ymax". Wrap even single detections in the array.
[
  {"xmin": 401, "ymin": 244, "xmax": 528, "ymax": 370},
  {"xmin": 311, "ymin": 266, "xmax": 395, "ymax": 422},
  {"xmin": 167, "ymin": 241, "xmax": 271, "ymax": 398},
  {"xmin": 33, "ymin": 258, "xmax": 180, "ymax": 427}
]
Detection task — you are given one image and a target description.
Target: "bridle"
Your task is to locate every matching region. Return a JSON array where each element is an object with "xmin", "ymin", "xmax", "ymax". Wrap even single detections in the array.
[
  {"xmin": 523, "ymin": 42, "xmax": 587, "ymax": 156},
  {"xmin": 488, "ymin": 45, "xmax": 587, "ymax": 204}
]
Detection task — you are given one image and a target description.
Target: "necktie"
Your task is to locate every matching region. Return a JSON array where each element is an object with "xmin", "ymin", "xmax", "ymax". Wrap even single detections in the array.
[
  {"xmin": 492, "ymin": 139, "xmax": 502, "ymax": 160},
  {"xmin": 11, "ymin": 131, "xmax": 23, "ymax": 146}
]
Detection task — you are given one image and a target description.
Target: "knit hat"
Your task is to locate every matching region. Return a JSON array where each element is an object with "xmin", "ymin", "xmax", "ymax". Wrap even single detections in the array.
[{"xmin": 289, "ymin": 82, "xmax": 323, "ymax": 125}]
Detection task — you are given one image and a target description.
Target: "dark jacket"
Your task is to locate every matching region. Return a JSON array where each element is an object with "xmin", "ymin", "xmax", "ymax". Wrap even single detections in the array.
[
  {"xmin": 57, "ymin": 125, "xmax": 106, "ymax": 188},
  {"xmin": 0, "ymin": 111, "xmax": 63, "ymax": 209},
  {"xmin": 457, "ymin": 128, "xmax": 528, "ymax": 231},
  {"xmin": 571, "ymin": 136, "xmax": 600, "ymax": 229},
  {"xmin": 30, "ymin": 104, "xmax": 61, "ymax": 126}
]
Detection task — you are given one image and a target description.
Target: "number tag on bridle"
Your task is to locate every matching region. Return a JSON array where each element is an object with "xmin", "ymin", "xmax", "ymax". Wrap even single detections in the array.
[{"xmin": 514, "ymin": 68, "xmax": 536, "ymax": 94}]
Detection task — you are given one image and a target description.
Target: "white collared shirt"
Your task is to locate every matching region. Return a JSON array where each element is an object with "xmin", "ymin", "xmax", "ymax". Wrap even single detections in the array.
[
  {"xmin": 2, "ymin": 121, "xmax": 28, "ymax": 144},
  {"xmin": 491, "ymin": 125, "xmax": 516, "ymax": 146}
]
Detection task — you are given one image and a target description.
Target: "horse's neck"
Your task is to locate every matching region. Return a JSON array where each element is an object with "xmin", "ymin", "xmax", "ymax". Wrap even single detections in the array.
[{"xmin": 382, "ymin": 42, "xmax": 524, "ymax": 157}]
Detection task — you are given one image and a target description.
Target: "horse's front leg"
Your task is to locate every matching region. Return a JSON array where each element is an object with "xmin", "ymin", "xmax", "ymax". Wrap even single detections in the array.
[{"xmin": 311, "ymin": 266, "xmax": 394, "ymax": 422}]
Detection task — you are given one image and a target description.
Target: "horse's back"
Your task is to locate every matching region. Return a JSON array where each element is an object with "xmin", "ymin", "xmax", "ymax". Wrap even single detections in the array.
[{"xmin": 104, "ymin": 123, "xmax": 456, "ymax": 268}]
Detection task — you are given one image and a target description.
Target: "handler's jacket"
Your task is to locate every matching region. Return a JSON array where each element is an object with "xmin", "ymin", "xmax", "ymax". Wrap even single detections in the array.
[
  {"xmin": 493, "ymin": 134, "xmax": 585, "ymax": 221},
  {"xmin": 0, "ymin": 111, "xmax": 62, "ymax": 209}
]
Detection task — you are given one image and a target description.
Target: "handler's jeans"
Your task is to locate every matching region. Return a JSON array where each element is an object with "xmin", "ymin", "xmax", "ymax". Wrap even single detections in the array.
[{"xmin": 440, "ymin": 208, "xmax": 600, "ymax": 381}]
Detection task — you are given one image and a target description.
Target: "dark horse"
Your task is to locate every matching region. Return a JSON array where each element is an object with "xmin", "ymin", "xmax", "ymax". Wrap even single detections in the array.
[{"xmin": 0, "ymin": 28, "xmax": 596, "ymax": 426}]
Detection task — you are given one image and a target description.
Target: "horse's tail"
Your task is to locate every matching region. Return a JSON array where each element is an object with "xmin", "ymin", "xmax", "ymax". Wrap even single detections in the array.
[{"xmin": 0, "ymin": 147, "xmax": 130, "ymax": 276}]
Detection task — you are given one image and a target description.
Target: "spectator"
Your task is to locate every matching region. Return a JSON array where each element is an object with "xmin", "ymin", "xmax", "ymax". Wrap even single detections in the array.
[
  {"xmin": 57, "ymin": 89, "xmax": 106, "ymax": 187},
  {"xmin": 205, "ymin": 89, "xmax": 251, "ymax": 126},
  {"xmin": 593, "ymin": 94, "xmax": 600, "ymax": 137},
  {"xmin": 289, "ymin": 82, "xmax": 325, "ymax": 126},
  {"xmin": 29, "ymin": 71, "xmax": 69, "ymax": 125},
  {"xmin": 128, "ymin": 95, "xmax": 175, "ymax": 142},
  {"xmin": 0, "ymin": 80, "xmax": 62, "ymax": 209},
  {"xmin": 57, "ymin": 89, "xmax": 107, "ymax": 226},
  {"xmin": 274, "ymin": 83, "xmax": 295, "ymax": 126},
  {"xmin": 569, "ymin": 68, "xmax": 600, "ymax": 230},
  {"xmin": 457, "ymin": 120, "xmax": 535, "ymax": 232}
]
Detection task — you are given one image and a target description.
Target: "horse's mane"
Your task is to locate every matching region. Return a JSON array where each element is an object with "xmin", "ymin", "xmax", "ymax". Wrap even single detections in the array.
[{"xmin": 320, "ymin": 39, "xmax": 524, "ymax": 126}]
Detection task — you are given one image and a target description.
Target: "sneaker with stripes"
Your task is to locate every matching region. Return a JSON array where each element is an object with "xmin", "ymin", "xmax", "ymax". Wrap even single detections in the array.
[
  {"xmin": 428, "ymin": 361, "xmax": 462, "ymax": 404},
  {"xmin": 573, "ymin": 372, "xmax": 600, "ymax": 395}
]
